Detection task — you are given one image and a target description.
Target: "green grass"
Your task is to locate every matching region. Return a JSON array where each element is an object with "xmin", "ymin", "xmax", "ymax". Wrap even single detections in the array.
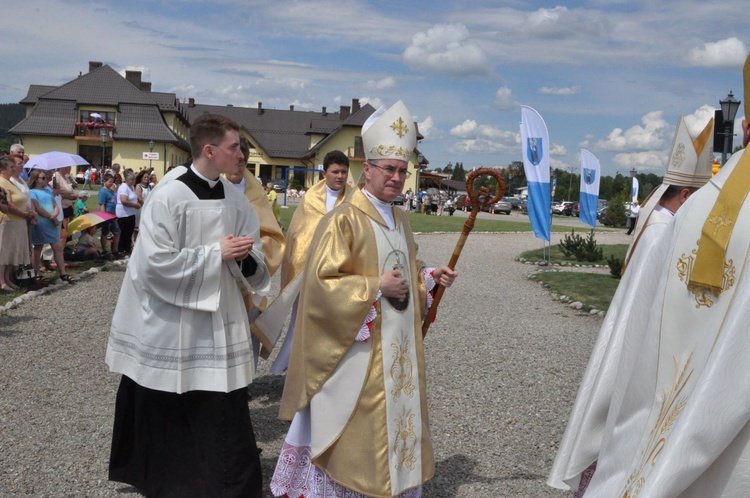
[
  {"xmin": 529, "ymin": 271, "xmax": 621, "ymax": 311},
  {"xmin": 519, "ymin": 243, "xmax": 628, "ymax": 265}
]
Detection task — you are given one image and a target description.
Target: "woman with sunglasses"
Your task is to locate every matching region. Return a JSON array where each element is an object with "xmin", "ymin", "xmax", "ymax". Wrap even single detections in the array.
[{"xmin": 27, "ymin": 169, "xmax": 75, "ymax": 284}]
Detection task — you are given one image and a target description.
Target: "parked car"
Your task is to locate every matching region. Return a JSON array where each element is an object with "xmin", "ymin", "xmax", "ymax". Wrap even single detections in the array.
[
  {"xmin": 574, "ymin": 202, "xmax": 581, "ymax": 217},
  {"xmin": 551, "ymin": 201, "xmax": 562, "ymax": 214},
  {"xmin": 393, "ymin": 194, "xmax": 405, "ymax": 205},
  {"xmin": 502, "ymin": 196, "xmax": 521, "ymax": 210},
  {"xmin": 269, "ymin": 179, "xmax": 285, "ymax": 192},
  {"xmin": 553, "ymin": 201, "xmax": 574, "ymax": 215},
  {"xmin": 562, "ymin": 201, "xmax": 578, "ymax": 216},
  {"xmin": 487, "ymin": 198, "xmax": 512, "ymax": 215}
]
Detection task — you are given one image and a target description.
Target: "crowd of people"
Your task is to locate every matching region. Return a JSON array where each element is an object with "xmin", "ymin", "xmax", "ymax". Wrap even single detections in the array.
[{"xmin": 0, "ymin": 146, "xmax": 160, "ymax": 292}]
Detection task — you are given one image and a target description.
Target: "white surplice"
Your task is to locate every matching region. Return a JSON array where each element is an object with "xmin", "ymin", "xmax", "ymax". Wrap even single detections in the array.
[
  {"xmin": 105, "ymin": 175, "xmax": 270, "ymax": 394},
  {"xmin": 585, "ymin": 149, "xmax": 750, "ymax": 497},
  {"xmin": 548, "ymin": 202, "xmax": 675, "ymax": 492}
]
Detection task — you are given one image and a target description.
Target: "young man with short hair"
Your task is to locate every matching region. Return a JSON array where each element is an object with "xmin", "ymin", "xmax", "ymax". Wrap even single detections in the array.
[{"xmin": 106, "ymin": 113, "xmax": 270, "ymax": 497}]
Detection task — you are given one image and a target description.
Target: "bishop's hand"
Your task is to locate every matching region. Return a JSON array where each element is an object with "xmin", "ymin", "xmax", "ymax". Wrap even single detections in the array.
[{"xmin": 380, "ymin": 269, "xmax": 408, "ymax": 300}]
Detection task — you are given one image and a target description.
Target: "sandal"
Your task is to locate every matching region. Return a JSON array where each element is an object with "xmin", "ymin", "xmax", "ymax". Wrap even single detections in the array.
[
  {"xmin": 60, "ymin": 275, "xmax": 76, "ymax": 285},
  {"xmin": 34, "ymin": 276, "xmax": 50, "ymax": 288}
]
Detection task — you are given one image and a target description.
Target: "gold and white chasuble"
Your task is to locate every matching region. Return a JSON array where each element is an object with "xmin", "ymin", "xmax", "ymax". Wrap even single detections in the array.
[
  {"xmin": 271, "ymin": 189, "xmax": 433, "ymax": 498},
  {"xmin": 586, "ymin": 148, "xmax": 750, "ymax": 497},
  {"xmin": 255, "ymin": 179, "xmax": 349, "ymax": 367}
]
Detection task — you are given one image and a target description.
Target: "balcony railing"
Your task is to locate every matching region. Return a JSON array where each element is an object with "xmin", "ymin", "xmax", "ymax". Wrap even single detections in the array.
[{"xmin": 74, "ymin": 121, "xmax": 116, "ymax": 139}]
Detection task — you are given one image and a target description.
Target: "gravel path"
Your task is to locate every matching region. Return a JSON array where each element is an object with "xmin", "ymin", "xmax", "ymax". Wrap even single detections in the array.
[{"xmin": 0, "ymin": 230, "xmax": 630, "ymax": 497}]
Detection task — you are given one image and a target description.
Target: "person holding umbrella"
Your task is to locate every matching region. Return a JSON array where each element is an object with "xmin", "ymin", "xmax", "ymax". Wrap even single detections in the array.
[{"xmin": 27, "ymin": 169, "xmax": 75, "ymax": 284}]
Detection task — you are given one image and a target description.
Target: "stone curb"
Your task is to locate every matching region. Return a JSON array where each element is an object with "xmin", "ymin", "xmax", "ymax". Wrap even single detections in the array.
[{"xmin": 0, "ymin": 259, "xmax": 129, "ymax": 314}]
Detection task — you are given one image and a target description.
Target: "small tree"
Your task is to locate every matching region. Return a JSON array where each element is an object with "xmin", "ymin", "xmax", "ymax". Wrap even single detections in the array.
[{"xmin": 601, "ymin": 190, "xmax": 629, "ymax": 227}]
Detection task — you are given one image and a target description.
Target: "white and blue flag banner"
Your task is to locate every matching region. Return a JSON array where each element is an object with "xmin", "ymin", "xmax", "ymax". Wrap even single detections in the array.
[
  {"xmin": 579, "ymin": 149, "xmax": 600, "ymax": 228},
  {"xmin": 520, "ymin": 105, "xmax": 551, "ymax": 242},
  {"xmin": 631, "ymin": 177, "xmax": 639, "ymax": 203}
]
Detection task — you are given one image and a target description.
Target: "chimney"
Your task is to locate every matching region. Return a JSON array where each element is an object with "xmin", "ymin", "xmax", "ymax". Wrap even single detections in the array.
[
  {"xmin": 140, "ymin": 82, "xmax": 152, "ymax": 92},
  {"xmin": 290, "ymin": 105, "xmax": 294, "ymax": 111},
  {"xmin": 339, "ymin": 105, "xmax": 350, "ymax": 120},
  {"xmin": 352, "ymin": 98, "xmax": 360, "ymax": 113},
  {"xmin": 322, "ymin": 106, "xmax": 327, "ymax": 116},
  {"xmin": 125, "ymin": 70, "xmax": 142, "ymax": 88},
  {"xmin": 189, "ymin": 98, "xmax": 195, "ymax": 108},
  {"xmin": 89, "ymin": 61, "xmax": 103, "ymax": 72},
  {"xmin": 258, "ymin": 102, "xmax": 263, "ymax": 115}
]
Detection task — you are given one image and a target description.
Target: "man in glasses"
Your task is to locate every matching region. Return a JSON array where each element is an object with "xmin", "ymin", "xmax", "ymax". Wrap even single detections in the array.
[
  {"xmin": 106, "ymin": 113, "xmax": 270, "ymax": 497},
  {"xmin": 271, "ymin": 101, "xmax": 457, "ymax": 498}
]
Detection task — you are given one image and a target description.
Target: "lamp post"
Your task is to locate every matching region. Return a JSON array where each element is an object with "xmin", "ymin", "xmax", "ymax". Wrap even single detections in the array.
[
  {"xmin": 148, "ymin": 140, "xmax": 154, "ymax": 170},
  {"xmin": 720, "ymin": 91, "xmax": 741, "ymax": 166},
  {"xmin": 100, "ymin": 127, "xmax": 108, "ymax": 185}
]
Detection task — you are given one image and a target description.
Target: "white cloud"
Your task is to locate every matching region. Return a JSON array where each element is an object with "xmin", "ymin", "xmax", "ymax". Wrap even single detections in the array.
[
  {"xmin": 365, "ymin": 76, "xmax": 396, "ymax": 90},
  {"xmin": 403, "ymin": 24, "xmax": 490, "ymax": 76},
  {"xmin": 447, "ymin": 119, "xmax": 518, "ymax": 154},
  {"xmin": 523, "ymin": 6, "xmax": 608, "ymax": 39},
  {"xmin": 539, "ymin": 85, "xmax": 580, "ymax": 96},
  {"xmin": 686, "ymin": 37, "xmax": 748, "ymax": 68},
  {"xmin": 611, "ymin": 151, "xmax": 666, "ymax": 171},
  {"xmin": 450, "ymin": 119, "xmax": 479, "ymax": 138},
  {"xmin": 494, "ymin": 86, "xmax": 518, "ymax": 110},
  {"xmin": 417, "ymin": 116, "xmax": 439, "ymax": 140},
  {"xmin": 359, "ymin": 97, "xmax": 384, "ymax": 110},
  {"xmin": 683, "ymin": 105, "xmax": 716, "ymax": 138},
  {"xmin": 595, "ymin": 111, "xmax": 670, "ymax": 152},
  {"xmin": 550, "ymin": 144, "xmax": 568, "ymax": 156}
]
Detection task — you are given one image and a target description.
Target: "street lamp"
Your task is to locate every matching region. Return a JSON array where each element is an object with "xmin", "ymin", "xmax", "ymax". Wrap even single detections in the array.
[
  {"xmin": 720, "ymin": 91, "xmax": 741, "ymax": 165},
  {"xmin": 100, "ymin": 127, "xmax": 108, "ymax": 185},
  {"xmin": 148, "ymin": 140, "xmax": 154, "ymax": 170}
]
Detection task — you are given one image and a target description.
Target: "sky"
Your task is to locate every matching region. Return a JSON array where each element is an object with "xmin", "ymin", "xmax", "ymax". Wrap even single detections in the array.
[{"xmin": 1, "ymin": 0, "xmax": 748, "ymax": 177}]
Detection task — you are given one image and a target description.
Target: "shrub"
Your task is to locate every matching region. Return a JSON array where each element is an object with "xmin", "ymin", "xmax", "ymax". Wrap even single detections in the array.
[
  {"xmin": 601, "ymin": 190, "xmax": 629, "ymax": 227},
  {"xmin": 558, "ymin": 229, "xmax": 604, "ymax": 262},
  {"xmin": 607, "ymin": 254, "xmax": 623, "ymax": 279}
]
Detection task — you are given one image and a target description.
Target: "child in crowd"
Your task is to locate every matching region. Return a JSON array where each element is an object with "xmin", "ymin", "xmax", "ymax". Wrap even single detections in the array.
[
  {"xmin": 75, "ymin": 226, "xmax": 101, "ymax": 260},
  {"xmin": 75, "ymin": 192, "xmax": 90, "ymax": 217}
]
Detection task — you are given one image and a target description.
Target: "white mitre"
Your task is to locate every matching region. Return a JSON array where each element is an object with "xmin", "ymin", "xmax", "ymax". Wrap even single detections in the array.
[
  {"xmin": 362, "ymin": 100, "xmax": 417, "ymax": 162},
  {"xmin": 662, "ymin": 115, "xmax": 714, "ymax": 188}
]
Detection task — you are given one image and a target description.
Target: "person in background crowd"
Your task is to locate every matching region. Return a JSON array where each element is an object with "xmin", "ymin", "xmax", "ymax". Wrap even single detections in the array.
[
  {"xmin": 83, "ymin": 166, "xmax": 92, "ymax": 190},
  {"xmin": 74, "ymin": 226, "xmax": 102, "ymax": 260},
  {"xmin": 75, "ymin": 191, "xmax": 90, "ymax": 217},
  {"xmin": 0, "ymin": 156, "xmax": 35, "ymax": 291},
  {"xmin": 10, "ymin": 144, "xmax": 27, "ymax": 181},
  {"xmin": 112, "ymin": 163, "xmax": 122, "ymax": 186},
  {"xmin": 27, "ymin": 169, "xmax": 75, "ymax": 284},
  {"xmin": 53, "ymin": 166, "xmax": 78, "ymax": 244},
  {"xmin": 133, "ymin": 170, "xmax": 152, "ymax": 242},
  {"xmin": 266, "ymin": 182, "xmax": 282, "ymax": 228},
  {"xmin": 98, "ymin": 174, "xmax": 121, "ymax": 258},
  {"xmin": 115, "ymin": 171, "xmax": 140, "ymax": 254}
]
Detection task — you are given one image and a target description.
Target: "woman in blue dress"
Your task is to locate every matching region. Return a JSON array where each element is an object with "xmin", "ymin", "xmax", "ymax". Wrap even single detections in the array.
[{"xmin": 28, "ymin": 169, "xmax": 75, "ymax": 284}]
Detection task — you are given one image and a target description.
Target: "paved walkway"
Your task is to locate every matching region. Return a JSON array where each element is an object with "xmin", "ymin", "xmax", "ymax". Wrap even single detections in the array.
[{"xmin": 0, "ymin": 230, "xmax": 630, "ymax": 496}]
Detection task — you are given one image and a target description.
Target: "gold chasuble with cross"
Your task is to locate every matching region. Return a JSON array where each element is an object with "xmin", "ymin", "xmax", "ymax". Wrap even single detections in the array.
[{"xmin": 277, "ymin": 189, "xmax": 433, "ymax": 497}]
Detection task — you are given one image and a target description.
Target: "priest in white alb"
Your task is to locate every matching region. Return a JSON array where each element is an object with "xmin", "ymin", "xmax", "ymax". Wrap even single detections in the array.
[
  {"xmin": 106, "ymin": 113, "xmax": 271, "ymax": 497},
  {"xmin": 255, "ymin": 149, "xmax": 351, "ymax": 373},
  {"xmin": 270, "ymin": 101, "xmax": 457, "ymax": 498},
  {"xmin": 548, "ymin": 115, "xmax": 715, "ymax": 495},
  {"xmin": 583, "ymin": 53, "xmax": 750, "ymax": 497}
]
